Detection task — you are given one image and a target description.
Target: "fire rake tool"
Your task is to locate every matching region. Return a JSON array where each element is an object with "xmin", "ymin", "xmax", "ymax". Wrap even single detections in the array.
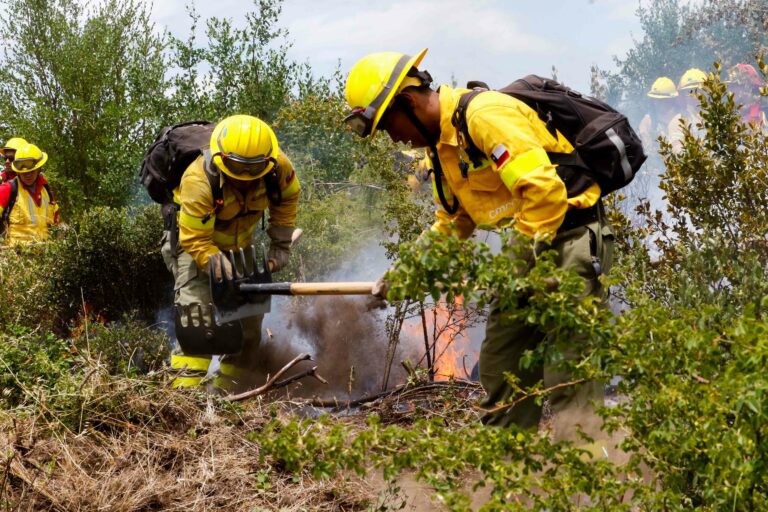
[
  {"xmin": 175, "ymin": 232, "xmax": 375, "ymax": 356},
  {"xmin": 208, "ymin": 244, "xmax": 375, "ymax": 324}
]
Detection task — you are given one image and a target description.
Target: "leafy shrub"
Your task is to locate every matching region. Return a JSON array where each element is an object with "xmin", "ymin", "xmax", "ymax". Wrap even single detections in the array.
[
  {"xmin": 0, "ymin": 204, "xmax": 168, "ymax": 333},
  {"xmin": 72, "ymin": 315, "xmax": 171, "ymax": 375},
  {"xmin": 45, "ymin": 204, "xmax": 169, "ymax": 326},
  {"xmin": 0, "ymin": 325, "xmax": 74, "ymax": 409}
]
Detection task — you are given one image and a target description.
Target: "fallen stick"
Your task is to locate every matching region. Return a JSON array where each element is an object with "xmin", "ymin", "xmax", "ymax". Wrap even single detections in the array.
[
  {"xmin": 273, "ymin": 366, "xmax": 328, "ymax": 389},
  {"xmin": 223, "ymin": 353, "xmax": 312, "ymax": 402}
]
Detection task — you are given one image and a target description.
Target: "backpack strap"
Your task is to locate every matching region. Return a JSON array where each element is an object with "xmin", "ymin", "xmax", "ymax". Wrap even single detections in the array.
[
  {"xmin": 1, "ymin": 178, "xmax": 18, "ymax": 234},
  {"xmin": 451, "ymin": 89, "xmax": 487, "ymax": 172},
  {"xmin": 453, "ymin": 88, "xmax": 594, "ymax": 197},
  {"xmin": 427, "ymin": 145, "xmax": 459, "ymax": 215},
  {"xmin": 201, "ymin": 150, "xmax": 224, "ymax": 225},
  {"xmin": 263, "ymin": 167, "xmax": 282, "ymax": 206},
  {"xmin": 42, "ymin": 182, "xmax": 55, "ymax": 204}
]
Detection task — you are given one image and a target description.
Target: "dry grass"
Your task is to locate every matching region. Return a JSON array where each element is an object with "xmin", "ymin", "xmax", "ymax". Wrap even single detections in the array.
[
  {"xmin": 0, "ymin": 361, "xmax": 485, "ymax": 511},
  {"xmin": 0, "ymin": 366, "xmax": 382, "ymax": 512}
]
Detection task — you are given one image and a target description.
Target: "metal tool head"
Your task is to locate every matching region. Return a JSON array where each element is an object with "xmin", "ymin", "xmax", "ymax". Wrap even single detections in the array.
[
  {"xmin": 209, "ymin": 244, "xmax": 272, "ymax": 324},
  {"xmin": 174, "ymin": 303, "xmax": 244, "ymax": 355}
]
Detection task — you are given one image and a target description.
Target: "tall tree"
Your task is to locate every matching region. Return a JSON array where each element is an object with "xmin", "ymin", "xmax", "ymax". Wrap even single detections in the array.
[
  {"xmin": 0, "ymin": 0, "xmax": 168, "ymax": 212},
  {"xmin": 167, "ymin": 0, "xmax": 299, "ymax": 124}
]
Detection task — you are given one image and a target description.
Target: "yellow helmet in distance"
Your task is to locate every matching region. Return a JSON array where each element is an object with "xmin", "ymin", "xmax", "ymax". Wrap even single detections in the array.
[
  {"xmin": 678, "ymin": 68, "xmax": 707, "ymax": 90},
  {"xmin": 647, "ymin": 76, "xmax": 679, "ymax": 98},
  {"xmin": 1, "ymin": 137, "xmax": 28, "ymax": 157}
]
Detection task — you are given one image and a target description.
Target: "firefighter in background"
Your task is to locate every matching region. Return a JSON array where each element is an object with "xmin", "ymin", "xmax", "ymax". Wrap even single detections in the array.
[
  {"xmin": 727, "ymin": 63, "xmax": 766, "ymax": 127},
  {"xmin": 343, "ymin": 49, "xmax": 614, "ymax": 443},
  {"xmin": 163, "ymin": 114, "xmax": 300, "ymax": 390},
  {"xmin": 638, "ymin": 77, "xmax": 679, "ymax": 152},
  {"xmin": 1, "ymin": 137, "xmax": 28, "ymax": 182},
  {"xmin": 668, "ymin": 68, "xmax": 707, "ymax": 153},
  {"xmin": 0, "ymin": 143, "xmax": 60, "ymax": 245}
]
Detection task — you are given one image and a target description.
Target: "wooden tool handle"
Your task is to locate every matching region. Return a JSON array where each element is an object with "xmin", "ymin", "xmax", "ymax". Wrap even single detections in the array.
[
  {"xmin": 289, "ymin": 282, "xmax": 375, "ymax": 295},
  {"xmin": 237, "ymin": 282, "xmax": 376, "ymax": 295}
]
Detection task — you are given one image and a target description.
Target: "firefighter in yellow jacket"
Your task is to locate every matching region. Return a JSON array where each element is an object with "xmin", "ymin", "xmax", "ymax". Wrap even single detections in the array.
[
  {"xmin": 162, "ymin": 115, "xmax": 300, "ymax": 390},
  {"xmin": 344, "ymin": 49, "xmax": 613, "ymax": 441},
  {"xmin": 0, "ymin": 143, "xmax": 60, "ymax": 245}
]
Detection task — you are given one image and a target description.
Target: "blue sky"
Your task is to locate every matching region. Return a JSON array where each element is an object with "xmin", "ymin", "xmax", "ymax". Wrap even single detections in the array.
[{"xmin": 149, "ymin": 0, "xmax": 644, "ymax": 93}]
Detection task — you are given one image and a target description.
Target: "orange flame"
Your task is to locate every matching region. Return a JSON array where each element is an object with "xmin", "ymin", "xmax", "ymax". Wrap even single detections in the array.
[{"xmin": 402, "ymin": 296, "xmax": 478, "ymax": 381}]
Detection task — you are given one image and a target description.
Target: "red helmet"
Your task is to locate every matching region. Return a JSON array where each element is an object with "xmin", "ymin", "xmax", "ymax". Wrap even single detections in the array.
[{"xmin": 728, "ymin": 64, "xmax": 762, "ymax": 90}]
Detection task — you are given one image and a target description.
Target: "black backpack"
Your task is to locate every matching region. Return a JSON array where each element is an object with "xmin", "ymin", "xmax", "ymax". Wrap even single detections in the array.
[
  {"xmin": 139, "ymin": 120, "xmax": 282, "ymax": 209},
  {"xmin": 452, "ymin": 75, "xmax": 647, "ymax": 199},
  {"xmin": 140, "ymin": 120, "xmax": 220, "ymax": 205}
]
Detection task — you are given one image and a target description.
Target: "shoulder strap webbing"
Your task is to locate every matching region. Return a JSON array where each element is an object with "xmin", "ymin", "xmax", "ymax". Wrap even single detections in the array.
[
  {"xmin": 428, "ymin": 145, "xmax": 458, "ymax": 215},
  {"xmin": 392, "ymin": 93, "xmax": 459, "ymax": 215},
  {"xmin": 201, "ymin": 151, "xmax": 224, "ymax": 225},
  {"xmin": 1, "ymin": 178, "xmax": 19, "ymax": 229},
  {"xmin": 453, "ymin": 89, "xmax": 587, "ymax": 175},
  {"xmin": 452, "ymin": 89, "xmax": 486, "ymax": 169}
]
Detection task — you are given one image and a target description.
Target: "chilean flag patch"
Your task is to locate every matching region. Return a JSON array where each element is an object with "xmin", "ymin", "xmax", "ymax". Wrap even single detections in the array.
[{"xmin": 490, "ymin": 144, "xmax": 511, "ymax": 169}]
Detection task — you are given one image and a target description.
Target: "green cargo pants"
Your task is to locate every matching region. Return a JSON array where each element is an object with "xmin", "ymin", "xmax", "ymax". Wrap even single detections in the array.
[
  {"xmin": 478, "ymin": 210, "xmax": 614, "ymax": 442},
  {"xmin": 161, "ymin": 231, "xmax": 263, "ymax": 391}
]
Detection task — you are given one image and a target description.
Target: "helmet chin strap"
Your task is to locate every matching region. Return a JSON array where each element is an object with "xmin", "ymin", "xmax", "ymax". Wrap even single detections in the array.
[{"xmin": 395, "ymin": 95, "xmax": 459, "ymax": 214}]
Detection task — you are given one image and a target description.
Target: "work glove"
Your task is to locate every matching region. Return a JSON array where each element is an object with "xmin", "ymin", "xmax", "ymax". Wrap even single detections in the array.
[
  {"xmin": 208, "ymin": 252, "xmax": 234, "ymax": 282},
  {"xmin": 266, "ymin": 225, "xmax": 295, "ymax": 273},
  {"xmin": 371, "ymin": 274, "xmax": 389, "ymax": 300}
]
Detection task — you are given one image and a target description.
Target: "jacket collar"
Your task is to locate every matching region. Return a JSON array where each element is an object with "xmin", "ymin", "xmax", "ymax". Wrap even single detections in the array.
[{"xmin": 19, "ymin": 174, "xmax": 46, "ymax": 195}]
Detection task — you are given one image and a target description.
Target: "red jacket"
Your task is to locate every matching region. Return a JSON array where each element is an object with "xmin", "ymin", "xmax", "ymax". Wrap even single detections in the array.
[{"xmin": 0, "ymin": 169, "xmax": 16, "ymax": 182}]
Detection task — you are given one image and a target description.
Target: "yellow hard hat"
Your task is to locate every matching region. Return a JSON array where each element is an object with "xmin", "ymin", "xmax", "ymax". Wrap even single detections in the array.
[
  {"xmin": 11, "ymin": 143, "xmax": 47, "ymax": 173},
  {"xmin": 1, "ymin": 137, "xmax": 28, "ymax": 156},
  {"xmin": 344, "ymin": 48, "xmax": 429, "ymax": 138},
  {"xmin": 209, "ymin": 115, "xmax": 279, "ymax": 181},
  {"xmin": 647, "ymin": 77, "xmax": 678, "ymax": 98},
  {"xmin": 678, "ymin": 68, "xmax": 707, "ymax": 90}
]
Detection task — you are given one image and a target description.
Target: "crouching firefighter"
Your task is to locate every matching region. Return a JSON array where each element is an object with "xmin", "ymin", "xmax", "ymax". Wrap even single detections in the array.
[{"xmin": 154, "ymin": 115, "xmax": 300, "ymax": 390}]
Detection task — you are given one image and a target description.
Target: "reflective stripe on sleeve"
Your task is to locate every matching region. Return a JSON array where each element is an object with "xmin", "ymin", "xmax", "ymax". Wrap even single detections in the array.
[
  {"xmin": 179, "ymin": 210, "xmax": 214, "ymax": 231},
  {"xmin": 282, "ymin": 175, "xmax": 300, "ymax": 197},
  {"xmin": 211, "ymin": 223, "xmax": 257, "ymax": 248},
  {"xmin": 499, "ymin": 147, "xmax": 550, "ymax": 190}
]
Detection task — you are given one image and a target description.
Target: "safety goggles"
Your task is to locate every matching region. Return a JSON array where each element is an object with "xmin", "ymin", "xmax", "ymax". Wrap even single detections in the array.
[
  {"xmin": 2, "ymin": 154, "xmax": 13, "ymax": 162},
  {"xmin": 214, "ymin": 132, "xmax": 276, "ymax": 176},
  {"xmin": 214, "ymin": 151, "xmax": 276, "ymax": 176},
  {"xmin": 343, "ymin": 106, "xmax": 378, "ymax": 138},
  {"xmin": 13, "ymin": 157, "xmax": 40, "ymax": 171}
]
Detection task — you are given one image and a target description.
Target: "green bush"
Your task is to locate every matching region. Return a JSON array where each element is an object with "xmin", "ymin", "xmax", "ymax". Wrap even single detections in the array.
[
  {"xmin": 0, "ymin": 325, "xmax": 74, "ymax": 410},
  {"xmin": 45, "ymin": 204, "xmax": 169, "ymax": 325},
  {"xmin": 0, "ymin": 204, "xmax": 168, "ymax": 333},
  {"xmin": 72, "ymin": 315, "xmax": 171, "ymax": 375}
]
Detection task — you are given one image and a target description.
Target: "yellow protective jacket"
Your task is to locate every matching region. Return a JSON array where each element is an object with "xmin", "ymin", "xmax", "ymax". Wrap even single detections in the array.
[
  {"xmin": 430, "ymin": 85, "xmax": 601, "ymax": 239},
  {"xmin": 175, "ymin": 150, "xmax": 300, "ymax": 269},
  {"xmin": 0, "ymin": 176, "xmax": 59, "ymax": 245}
]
